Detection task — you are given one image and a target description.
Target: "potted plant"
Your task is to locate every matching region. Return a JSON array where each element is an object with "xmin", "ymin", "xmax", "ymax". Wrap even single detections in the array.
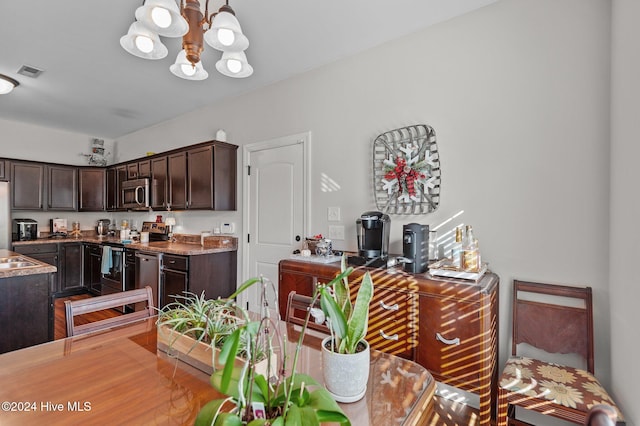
[
  {"xmin": 194, "ymin": 272, "xmax": 354, "ymax": 425},
  {"xmin": 316, "ymin": 256, "xmax": 374, "ymax": 402},
  {"xmin": 156, "ymin": 277, "xmax": 268, "ymax": 375}
]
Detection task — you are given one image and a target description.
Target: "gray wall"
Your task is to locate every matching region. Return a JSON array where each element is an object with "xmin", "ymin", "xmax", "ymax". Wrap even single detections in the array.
[
  {"xmin": 2, "ymin": 0, "xmax": 634, "ymax": 422},
  {"xmin": 610, "ymin": 0, "xmax": 639, "ymax": 423}
]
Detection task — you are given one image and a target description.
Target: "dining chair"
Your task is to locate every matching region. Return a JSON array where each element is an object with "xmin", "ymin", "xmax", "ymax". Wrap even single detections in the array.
[
  {"xmin": 64, "ymin": 286, "xmax": 155, "ymax": 337},
  {"xmin": 585, "ymin": 404, "xmax": 618, "ymax": 426},
  {"xmin": 285, "ymin": 291, "xmax": 329, "ymax": 334},
  {"xmin": 497, "ymin": 280, "xmax": 624, "ymax": 425}
]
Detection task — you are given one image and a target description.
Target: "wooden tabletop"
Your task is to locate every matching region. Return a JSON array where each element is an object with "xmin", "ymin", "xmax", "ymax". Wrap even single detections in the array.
[{"xmin": 0, "ymin": 317, "xmax": 435, "ymax": 425}]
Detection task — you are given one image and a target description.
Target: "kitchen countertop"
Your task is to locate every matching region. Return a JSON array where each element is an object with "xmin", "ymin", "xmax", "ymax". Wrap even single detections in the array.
[
  {"xmin": 0, "ymin": 249, "xmax": 57, "ymax": 279},
  {"xmin": 11, "ymin": 233, "xmax": 238, "ymax": 256}
]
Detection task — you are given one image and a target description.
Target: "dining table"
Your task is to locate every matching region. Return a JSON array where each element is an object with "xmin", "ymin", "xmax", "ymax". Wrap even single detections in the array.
[{"xmin": 0, "ymin": 316, "xmax": 435, "ymax": 425}]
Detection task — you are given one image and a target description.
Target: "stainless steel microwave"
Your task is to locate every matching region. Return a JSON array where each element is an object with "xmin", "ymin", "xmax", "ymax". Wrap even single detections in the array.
[{"xmin": 121, "ymin": 178, "xmax": 151, "ymax": 210}]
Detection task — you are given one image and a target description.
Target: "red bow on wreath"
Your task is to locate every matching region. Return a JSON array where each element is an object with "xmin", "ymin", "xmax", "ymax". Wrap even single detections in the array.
[{"xmin": 385, "ymin": 157, "xmax": 426, "ymax": 197}]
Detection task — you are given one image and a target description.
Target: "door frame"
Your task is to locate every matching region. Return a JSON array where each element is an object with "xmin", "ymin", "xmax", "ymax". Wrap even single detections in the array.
[{"xmin": 240, "ymin": 131, "xmax": 311, "ymax": 306}]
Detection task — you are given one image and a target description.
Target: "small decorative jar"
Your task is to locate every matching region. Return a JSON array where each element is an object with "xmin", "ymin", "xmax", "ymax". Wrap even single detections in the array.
[{"xmin": 315, "ymin": 239, "xmax": 333, "ymax": 257}]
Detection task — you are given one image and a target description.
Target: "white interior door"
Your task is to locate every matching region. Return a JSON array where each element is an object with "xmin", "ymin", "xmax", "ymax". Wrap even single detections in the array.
[{"xmin": 242, "ymin": 133, "xmax": 308, "ymax": 314}]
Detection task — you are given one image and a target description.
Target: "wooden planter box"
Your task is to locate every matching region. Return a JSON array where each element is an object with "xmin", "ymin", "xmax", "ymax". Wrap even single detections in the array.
[{"xmin": 157, "ymin": 325, "xmax": 272, "ymax": 376}]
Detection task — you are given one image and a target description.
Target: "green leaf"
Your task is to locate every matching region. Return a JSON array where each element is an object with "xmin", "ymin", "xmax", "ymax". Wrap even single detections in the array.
[
  {"xmin": 319, "ymin": 288, "xmax": 347, "ymax": 339},
  {"xmin": 308, "ymin": 389, "xmax": 350, "ymax": 425},
  {"xmin": 228, "ymin": 277, "xmax": 262, "ymax": 300},
  {"xmin": 213, "ymin": 412, "xmax": 243, "ymax": 426},
  {"xmin": 345, "ymin": 271, "xmax": 373, "ymax": 353},
  {"xmin": 195, "ymin": 399, "xmax": 237, "ymax": 426},
  {"xmin": 210, "ymin": 368, "xmax": 266, "ymax": 403},
  {"xmin": 218, "ymin": 328, "xmax": 242, "ymax": 393}
]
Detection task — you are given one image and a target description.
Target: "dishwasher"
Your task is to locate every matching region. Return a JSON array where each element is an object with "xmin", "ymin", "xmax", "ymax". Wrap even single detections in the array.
[{"xmin": 135, "ymin": 252, "xmax": 162, "ymax": 310}]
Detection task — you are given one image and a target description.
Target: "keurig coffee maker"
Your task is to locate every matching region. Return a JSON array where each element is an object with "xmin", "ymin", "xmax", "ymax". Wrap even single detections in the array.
[
  {"xmin": 402, "ymin": 223, "xmax": 429, "ymax": 273},
  {"xmin": 349, "ymin": 211, "xmax": 391, "ymax": 267}
]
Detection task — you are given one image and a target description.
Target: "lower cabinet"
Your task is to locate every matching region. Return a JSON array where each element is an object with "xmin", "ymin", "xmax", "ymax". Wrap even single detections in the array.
[
  {"xmin": 0, "ymin": 273, "xmax": 54, "ymax": 353},
  {"xmin": 84, "ymin": 243, "xmax": 103, "ymax": 295},
  {"xmin": 160, "ymin": 251, "xmax": 237, "ymax": 309},
  {"xmin": 14, "ymin": 242, "xmax": 85, "ymax": 296},
  {"xmin": 278, "ymin": 259, "xmax": 499, "ymax": 426}
]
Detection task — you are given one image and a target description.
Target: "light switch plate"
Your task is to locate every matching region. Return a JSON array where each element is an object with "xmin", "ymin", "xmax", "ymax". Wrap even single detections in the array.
[
  {"xmin": 327, "ymin": 206, "xmax": 341, "ymax": 221},
  {"xmin": 328, "ymin": 225, "xmax": 345, "ymax": 240}
]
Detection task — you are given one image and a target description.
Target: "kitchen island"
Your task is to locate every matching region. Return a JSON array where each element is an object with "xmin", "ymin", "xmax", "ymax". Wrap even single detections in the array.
[{"xmin": 0, "ymin": 249, "xmax": 57, "ymax": 353}]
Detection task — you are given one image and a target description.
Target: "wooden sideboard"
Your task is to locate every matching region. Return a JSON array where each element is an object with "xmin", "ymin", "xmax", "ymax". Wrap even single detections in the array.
[{"xmin": 278, "ymin": 259, "xmax": 499, "ymax": 425}]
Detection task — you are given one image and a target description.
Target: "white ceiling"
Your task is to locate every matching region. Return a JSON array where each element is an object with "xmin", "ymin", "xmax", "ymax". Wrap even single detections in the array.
[{"xmin": 0, "ymin": 0, "xmax": 496, "ymax": 139}]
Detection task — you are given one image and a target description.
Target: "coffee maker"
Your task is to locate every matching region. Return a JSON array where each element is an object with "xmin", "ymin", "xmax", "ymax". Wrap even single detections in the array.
[
  {"xmin": 402, "ymin": 223, "xmax": 429, "ymax": 273},
  {"xmin": 353, "ymin": 211, "xmax": 391, "ymax": 266}
]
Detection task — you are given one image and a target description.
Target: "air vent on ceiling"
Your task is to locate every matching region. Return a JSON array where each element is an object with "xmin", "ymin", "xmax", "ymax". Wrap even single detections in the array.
[{"xmin": 17, "ymin": 65, "xmax": 44, "ymax": 78}]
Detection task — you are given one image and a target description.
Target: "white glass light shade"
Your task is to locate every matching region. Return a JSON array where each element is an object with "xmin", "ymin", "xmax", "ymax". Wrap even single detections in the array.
[
  {"xmin": 205, "ymin": 10, "xmax": 249, "ymax": 52},
  {"xmin": 0, "ymin": 75, "xmax": 18, "ymax": 95},
  {"xmin": 120, "ymin": 22, "xmax": 168, "ymax": 59},
  {"xmin": 135, "ymin": 0, "xmax": 188, "ymax": 37},
  {"xmin": 164, "ymin": 217, "xmax": 176, "ymax": 226},
  {"xmin": 169, "ymin": 50, "xmax": 209, "ymax": 80},
  {"xmin": 215, "ymin": 51, "xmax": 253, "ymax": 78}
]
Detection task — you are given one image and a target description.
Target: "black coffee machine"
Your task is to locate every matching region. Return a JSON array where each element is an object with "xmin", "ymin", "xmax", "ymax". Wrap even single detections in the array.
[
  {"xmin": 350, "ymin": 211, "xmax": 391, "ymax": 267},
  {"xmin": 402, "ymin": 223, "xmax": 429, "ymax": 273}
]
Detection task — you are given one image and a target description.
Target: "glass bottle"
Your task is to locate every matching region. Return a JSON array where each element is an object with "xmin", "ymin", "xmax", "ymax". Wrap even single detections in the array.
[
  {"xmin": 463, "ymin": 225, "xmax": 479, "ymax": 272},
  {"xmin": 451, "ymin": 227, "xmax": 463, "ymax": 269}
]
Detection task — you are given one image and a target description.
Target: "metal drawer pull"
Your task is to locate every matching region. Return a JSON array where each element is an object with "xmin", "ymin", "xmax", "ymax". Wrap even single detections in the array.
[
  {"xmin": 380, "ymin": 330, "xmax": 399, "ymax": 341},
  {"xmin": 436, "ymin": 333, "xmax": 460, "ymax": 346},
  {"xmin": 379, "ymin": 301, "xmax": 399, "ymax": 311}
]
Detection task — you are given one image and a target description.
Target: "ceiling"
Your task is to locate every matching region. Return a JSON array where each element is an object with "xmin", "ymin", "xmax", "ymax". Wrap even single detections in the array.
[{"xmin": 0, "ymin": 0, "xmax": 495, "ymax": 140}]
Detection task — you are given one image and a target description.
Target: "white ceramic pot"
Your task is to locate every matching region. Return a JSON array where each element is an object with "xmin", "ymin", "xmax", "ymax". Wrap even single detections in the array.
[{"xmin": 321, "ymin": 336, "xmax": 370, "ymax": 403}]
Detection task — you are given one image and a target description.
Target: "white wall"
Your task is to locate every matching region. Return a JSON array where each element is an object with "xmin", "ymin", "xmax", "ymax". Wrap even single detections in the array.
[
  {"xmin": 2, "ymin": 0, "xmax": 633, "ymax": 422},
  {"xmin": 0, "ymin": 118, "xmax": 114, "ymax": 165},
  {"xmin": 118, "ymin": 0, "xmax": 616, "ymax": 397},
  {"xmin": 610, "ymin": 0, "xmax": 640, "ymax": 424}
]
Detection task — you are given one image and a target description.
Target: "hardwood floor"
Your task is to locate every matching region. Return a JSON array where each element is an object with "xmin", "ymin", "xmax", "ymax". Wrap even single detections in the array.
[
  {"xmin": 53, "ymin": 293, "xmax": 121, "ymax": 340},
  {"xmin": 52, "ymin": 294, "xmax": 482, "ymax": 425}
]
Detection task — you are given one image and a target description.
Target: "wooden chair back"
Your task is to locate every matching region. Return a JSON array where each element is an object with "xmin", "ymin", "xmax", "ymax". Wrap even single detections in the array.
[
  {"xmin": 584, "ymin": 405, "xmax": 617, "ymax": 426},
  {"xmin": 64, "ymin": 287, "xmax": 155, "ymax": 337},
  {"xmin": 285, "ymin": 291, "xmax": 329, "ymax": 334},
  {"xmin": 512, "ymin": 279, "xmax": 594, "ymax": 373}
]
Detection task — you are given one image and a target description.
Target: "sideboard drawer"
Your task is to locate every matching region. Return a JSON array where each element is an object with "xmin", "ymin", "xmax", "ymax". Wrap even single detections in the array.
[
  {"xmin": 417, "ymin": 295, "xmax": 482, "ymax": 391},
  {"xmin": 366, "ymin": 288, "xmax": 417, "ymax": 359}
]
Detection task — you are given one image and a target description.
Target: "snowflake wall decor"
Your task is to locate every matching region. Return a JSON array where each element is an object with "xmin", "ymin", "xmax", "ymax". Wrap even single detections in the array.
[{"xmin": 373, "ymin": 124, "xmax": 440, "ymax": 215}]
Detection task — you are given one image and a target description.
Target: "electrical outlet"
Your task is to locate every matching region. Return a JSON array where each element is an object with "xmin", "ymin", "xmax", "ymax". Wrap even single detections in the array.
[
  {"xmin": 327, "ymin": 206, "xmax": 341, "ymax": 221},
  {"xmin": 328, "ymin": 225, "xmax": 345, "ymax": 240}
]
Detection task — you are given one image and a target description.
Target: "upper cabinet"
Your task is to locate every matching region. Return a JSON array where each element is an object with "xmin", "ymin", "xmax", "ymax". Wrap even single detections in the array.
[
  {"xmin": 6, "ymin": 140, "xmax": 237, "ymax": 213},
  {"xmin": 165, "ymin": 142, "xmax": 237, "ymax": 211},
  {"xmin": 127, "ymin": 159, "xmax": 151, "ymax": 180},
  {"xmin": 47, "ymin": 165, "xmax": 78, "ymax": 211},
  {"xmin": 187, "ymin": 143, "xmax": 237, "ymax": 210},
  {"xmin": 11, "ymin": 162, "xmax": 45, "ymax": 210},
  {"xmin": 150, "ymin": 156, "xmax": 168, "ymax": 210},
  {"xmin": 78, "ymin": 168, "xmax": 106, "ymax": 211}
]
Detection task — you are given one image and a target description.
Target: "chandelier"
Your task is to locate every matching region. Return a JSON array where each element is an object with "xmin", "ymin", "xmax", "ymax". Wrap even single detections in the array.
[{"xmin": 120, "ymin": 0, "xmax": 252, "ymax": 80}]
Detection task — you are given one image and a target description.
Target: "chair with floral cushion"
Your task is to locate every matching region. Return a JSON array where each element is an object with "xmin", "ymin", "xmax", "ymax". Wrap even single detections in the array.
[{"xmin": 497, "ymin": 280, "xmax": 625, "ymax": 425}]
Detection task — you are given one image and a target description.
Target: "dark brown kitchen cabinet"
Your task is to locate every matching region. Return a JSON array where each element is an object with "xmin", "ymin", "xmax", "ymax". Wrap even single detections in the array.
[
  {"xmin": 11, "ymin": 162, "xmax": 44, "ymax": 210},
  {"xmin": 13, "ymin": 242, "xmax": 84, "ymax": 296},
  {"xmin": 47, "ymin": 165, "xmax": 77, "ymax": 211},
  {"xmin": 84, "ymin": 243, "xmax": 102, "ymax": 295},
  {"xmin": 127, "ymin": 160, "xmax": 151, "ymax": 179},
  {"xmin": 159, "ymin": 252, "xmax": 236, "ymax": 309},
  {"xmin": 168, "ymin": 151, "xmax": 187, "ymax": 210},
  {"xmin": 0, "ymin": 273, "xmax": 53, "ymax": 353},
  {"xmin": 78, "ymin": 167, "xmax": 106, "ymax": 211},
  {"xmin": 0, "ymin": 159, "xmax": 6, "ymax": 180},
  {"xmin": 187, "ymin": 143, "xmax": 237, "ymax": 210},
  {"xmin": 106, "ymin": 167, "xmax": 117, "ymax": 211},
  {"xmin": 151, "ymin": 156, "xmax": 168, "ymax": 210},
  {"xmin": 59, "ymin": 242, "xmax": 83, "ymax": 293}
]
